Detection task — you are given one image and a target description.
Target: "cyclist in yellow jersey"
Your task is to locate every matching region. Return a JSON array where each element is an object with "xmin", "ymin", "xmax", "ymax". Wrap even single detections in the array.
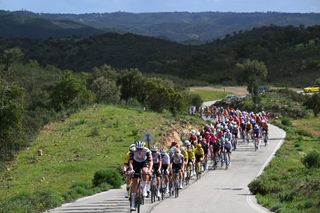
[
  {"xmin": 185, "ymin": 140, "xmax": 195, "ymax": 176},
  {"xmin": 195, "ymin": 143, "xmax": 204, "ymax": 174}
]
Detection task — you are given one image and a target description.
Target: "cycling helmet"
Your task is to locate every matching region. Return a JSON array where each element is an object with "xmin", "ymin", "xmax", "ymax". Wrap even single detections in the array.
[
  {"xmin": 129, "ymin": 144, "xmax": 136, "ymax": 152},
  {"xmin": 171, "ymin": 141, "xmax": 177, "ymax": 147},
  {"xmin": 184, "ymin": 140, "xmax": 190, "ymax": 145},
  {"xmin": 196, "ymin": 131, "xmax": 201, "ymax": 136},
  {"xmin": 185, "ymin": 141, "xmax": 191, "ymax": 146},
  {"xmin": 135, "ymin": 140, "xmax": 145, "ymax": 148},
  {"xmin": 196, "ymin": 143, "xmax": 202, "ymax": 148},
  {"xmin": 191, "ymin": 129, "xmax": 196, "ymax": 135},
  {"xmin": 180, "ymin": 147, "xmax": 185, "ymax": 151},
  {"xmin": 160, "ymin": 148, "xmax": 167, "ymax": 154},
  {"xmin": 151, "ymin": 146, "xmax": 158, "ymax": 152}
]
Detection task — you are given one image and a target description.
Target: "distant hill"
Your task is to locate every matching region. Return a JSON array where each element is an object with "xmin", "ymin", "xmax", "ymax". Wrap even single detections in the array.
[
  {"xmin": 1, "ymin": 10, "xmax": 320, "ymax": 42},
  {"xmin": 41, "ymin": 11, "xmax": 320, "ymax": 42},
  {"xmin": 0, "ymin": 25, "xmax": 319, "ymax": 86},
  {"xmin": 0, "ymin": 10, "xmax": 104, "ymax": 39}
]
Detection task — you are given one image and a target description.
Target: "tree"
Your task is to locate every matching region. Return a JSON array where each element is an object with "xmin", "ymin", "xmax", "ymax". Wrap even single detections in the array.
[
  {"xmin": 0, "ymin": 79, "xmax": 24, "ymax": 160},
  {"xmin": 50, "ymin": 73, "xmax": 93, "ymax": 111},
  {"xmin": 305, "ymin": 93, "xmax": 320, "ymax": 117},
  {"xmin": 92, "ymin": 77, "xmax": 120, "ymax": 104},
  {"xmin": 117, "ymin": 69, "xmax": 143, "ymax": 101},
  {"xmin": 1, "ymin": 48, "xmax": 24, "ymax": 74},
  {"xmin": 236, "ymin": 59, "xmax": 268, "ymax": 104}
]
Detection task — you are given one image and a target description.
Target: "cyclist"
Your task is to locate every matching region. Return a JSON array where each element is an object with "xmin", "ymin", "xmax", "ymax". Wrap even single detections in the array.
[
  {"xmin": 185, "ymin": 140, "xmax": 195, "ymax": 176},
  {"xmin": 245, "ymin": 121, "xmax": 253, "ymax": 143},
  {"xmin": 170, "ymin": 148, "xmax": 184, "ymax": 189},
  {"xmin": 194, "ymin": 143, "xmax": 204, "ymax": 174},
  {"xmin": 253, "ymin": 124, "xmax": 261, "ymax": 149},
  {"xmin": 151, "ymin": 146, "xmax": 162, "ymax": 198},
  {"xmin": 200, "ymin": 138, "xmax": 209, "ymax": 170},
  {"xmin": 160, "ymin": 148, "xmax": 170, "ymax": 194},
  {"xmin": 129, "ymin": 141, "xmax": 153, "ymax": 211},
  {"xmin": 190, "ymin": 129, "xmax": 198, "ymax": 146},
  {"xmin": 124, "ymin": 144, "xmax": 136, "ymax": 198}
]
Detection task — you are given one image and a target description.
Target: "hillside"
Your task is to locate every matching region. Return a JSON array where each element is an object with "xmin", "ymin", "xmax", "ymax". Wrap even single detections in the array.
[
  {"xmin": 0, "ymin": 10, "xmax": 103, "ymax": 39},
  {"xmin": 8, "ymin": 11, "xmax": 320, "ymax": 42},
  {"xmin": 0, "ymin": 105, "xmax": 204, "ymax": 212},
  {"xmin": 0, "ymin": 25, "xmax": 319, "ymax": 86}
]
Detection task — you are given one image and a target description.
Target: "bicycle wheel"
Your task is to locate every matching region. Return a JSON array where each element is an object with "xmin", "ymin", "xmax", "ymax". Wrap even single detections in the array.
[
  {"xmin": 136, "ymin": 179, "xmax": 141, "ymax": 213},
  {"xmin": 174, "ymin": 179, "xmax": 179, "ymax": 198}
]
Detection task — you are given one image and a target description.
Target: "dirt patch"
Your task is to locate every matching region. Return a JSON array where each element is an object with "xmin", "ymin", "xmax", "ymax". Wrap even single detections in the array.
[{"xmin": 156, "ymin": 123, "xmax": 202, "ymax": 148}]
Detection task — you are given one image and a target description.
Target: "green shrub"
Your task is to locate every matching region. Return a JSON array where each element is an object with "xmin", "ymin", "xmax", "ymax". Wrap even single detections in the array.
[
  {"xmin": 0, "ymin": 190, "xmax": 63, "ymax": 213},
  {"xmin": 295, "ymin": 129, "xmax": 313, "ymax": 137},
  {"xmin": 248, "ymin": 178, "xmax": 282, "ymax": 195},
  {"xmin": 302, "ymin": 151, "xmax": 320, "ymax": 169},
  {"xmin": 281, "ymin": 117, "xmax": 292, "ymax": 126},
  {"xmin": 32, "ymin": 190, "xmax": 64, "ymax": 211},
  {"xmin": 88, "ymin": 127, "xmax": 100, "ymax": 137},
  {"xmin": 92, "ymin": 169, "xmax": 122, "ymax": 188}
]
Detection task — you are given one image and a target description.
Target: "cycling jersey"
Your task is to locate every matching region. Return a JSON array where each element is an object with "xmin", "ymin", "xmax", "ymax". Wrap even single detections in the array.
[
  {"xmin": 130, "ymin": 147, "xmax": 151, "ymax": 163},
  {"xmin": 124, "ymin": 151, "xmax": 130, "ymax": 164},
  {"xmin": 182, "ymin": 150, "xmax": 188, "ymax": 160},
  {"xmin": 186, "ymin": 147, "xmax": 195, "ymax": 159},
  {"xmin": 171, "ymin": 154, "xmax": 184, "ymax": 165},
  {"xmin": 152, "ymin": 152, "xmax": 161, "ymax": 164},
  {"xmin": 246, "ymin": 124, "xmax": 252, "ymax": 130},
  {"xmin": 194, "ymin": 148, "xmax": 204, "ymax": 156},
  {"xmin": 161, "ymin": 153, "xmax": 170, "ymax": 165}
]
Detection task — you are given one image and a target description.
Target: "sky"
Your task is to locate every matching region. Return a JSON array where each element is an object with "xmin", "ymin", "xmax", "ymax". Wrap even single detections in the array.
[{"xmin": 0, "ymin": 0, "xmax": 319, "ymax": 14}]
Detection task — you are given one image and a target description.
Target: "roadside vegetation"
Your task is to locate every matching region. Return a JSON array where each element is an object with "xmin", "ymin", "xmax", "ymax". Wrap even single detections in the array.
[
  {"xmin": 247, "ymin": 89, "xmax": 320, "ymax": 213},
  {"xmin": 0, "ymin": 105, "xmax": 204, "ymax": 212},
  {"xmin": 249, "ymin": 114, "xmax": 320, "ymax": 213}
]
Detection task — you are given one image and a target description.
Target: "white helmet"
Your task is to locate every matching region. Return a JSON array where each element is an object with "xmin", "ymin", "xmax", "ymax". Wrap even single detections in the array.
[
  {"xmin": 160, "ymin": 148, "xmax": 167, "ymax": 154},
  {"xmin": 129, "ymin": 144, "xmax": 136, "ymax": 152},
  {"xmin": 151, "ymin": 146, "xmax": 158, "ymax": 152},
  {"xmin": 135, "ymin": 141, "xmax": 145, "ymax": 148},
  {"xmin": 191, "ymin": 130, "xmax": 196, "ymax": 135},
  {"xmin": 184, "ymin": 140, "xmax": 191, "ymax": 146}
]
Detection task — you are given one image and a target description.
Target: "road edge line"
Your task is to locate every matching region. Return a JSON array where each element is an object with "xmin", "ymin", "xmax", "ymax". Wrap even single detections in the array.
[{"xmin": 246, "ymin": 125, "xmax": 286, "ymax": 213}]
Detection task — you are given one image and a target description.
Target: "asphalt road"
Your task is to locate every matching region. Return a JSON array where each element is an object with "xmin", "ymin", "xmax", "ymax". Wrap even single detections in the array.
[
  {"xmin": 149, "ymin": 124, "xmax": 285, "ymax": 213},
  {"xmin": 48, "ymin": 100, "xmax": 286, "ymax": 213}
]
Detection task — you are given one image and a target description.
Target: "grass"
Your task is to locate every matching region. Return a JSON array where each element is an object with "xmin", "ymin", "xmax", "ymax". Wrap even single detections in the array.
[
  {"xmin": 249, "ymin": 114, "xmax": 320, "ymax": 213},
  {"xmin": 0, "ymin": 105, "xmax": 204, "ymax": 211},
  {"xmin": 189, "ymin": 87, "xmax": 231, "ymax": 101}
]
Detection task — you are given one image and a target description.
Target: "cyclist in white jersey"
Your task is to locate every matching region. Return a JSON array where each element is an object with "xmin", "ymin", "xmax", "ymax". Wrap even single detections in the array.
[{"xmin": 129, "ymin": 141, "xmax": 153, "ymax": 211}]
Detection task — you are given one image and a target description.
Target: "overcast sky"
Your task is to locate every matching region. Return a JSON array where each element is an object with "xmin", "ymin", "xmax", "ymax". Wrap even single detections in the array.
[{"xmin": 0, "ymin": 0, "xmax": 319, "ymax": 14}]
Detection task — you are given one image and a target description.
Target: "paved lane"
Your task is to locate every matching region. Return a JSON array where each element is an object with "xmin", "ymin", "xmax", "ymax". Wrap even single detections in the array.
[{"xmin": 149, "ymin": 124, "xmax": 285, "ymax": 213}]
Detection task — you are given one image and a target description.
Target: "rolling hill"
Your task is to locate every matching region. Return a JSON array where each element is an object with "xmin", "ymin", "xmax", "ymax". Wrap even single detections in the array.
[
  {"xmin": 1, "ymin": 10, "xmax": 320, "ymax": 42},
  {"xmin": 0, "ymin": 25, "xmax": 319, "ymax": 86},
  {"xmin": 0, "ymin": 10, "xmax": 104, "ymax": 39}
]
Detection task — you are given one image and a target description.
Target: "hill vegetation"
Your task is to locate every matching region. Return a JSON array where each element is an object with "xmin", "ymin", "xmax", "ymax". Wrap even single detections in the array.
[
  {"xmin": 2, "ymin": 10, "xmax": 320, "ymax": 43},
  {"xmin": 1, "ymin": 25, "xmax": 319, "ymax": 86},
  {"xmin": 0, "ymin": 105, "xmax": 204, "ymax": 212},
  {"xmin": 0, "ymin": 10, "xmax": 103, "ymax": 39}
]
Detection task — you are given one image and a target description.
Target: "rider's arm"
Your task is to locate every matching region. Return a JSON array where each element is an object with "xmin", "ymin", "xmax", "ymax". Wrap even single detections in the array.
[{"xmin": 158, "ymin": 155, "xmax": 162, "ymax": 171}]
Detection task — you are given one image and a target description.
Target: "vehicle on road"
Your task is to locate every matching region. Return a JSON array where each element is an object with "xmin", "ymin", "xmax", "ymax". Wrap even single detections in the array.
[{"xmin": 303, "ymin": 86, "xmax": 320, "ymax": 93}]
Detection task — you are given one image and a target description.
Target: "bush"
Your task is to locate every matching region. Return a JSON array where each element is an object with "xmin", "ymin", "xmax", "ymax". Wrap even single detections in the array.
[
  {"xmin": 0, "ymin": 190, "xmax": 63, "ymax": 213},
  {"xmin": 248, "ymin": 178, "xmax": 282, "ymax": 195},
  {"xmin": 63, "ymin": 182, "xmax": 93, "ymax": 201},
  {"xmin": 88, "ymin": 127, "xmax": 99, "ymax": 137},
  {"xmin": 281, "ymin": 117, "xmax": 292, "ymax": 126},
  {"xmin": 295, "ymin": 129, "xmax": 313, "ymax": 137},
  {"xmin": 302, "ymin": 151, "xmax": 320, "ymax": 169},
  {"xmin": 92, "ymin": 169, "xmax": 122, "ymax": 188}
]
